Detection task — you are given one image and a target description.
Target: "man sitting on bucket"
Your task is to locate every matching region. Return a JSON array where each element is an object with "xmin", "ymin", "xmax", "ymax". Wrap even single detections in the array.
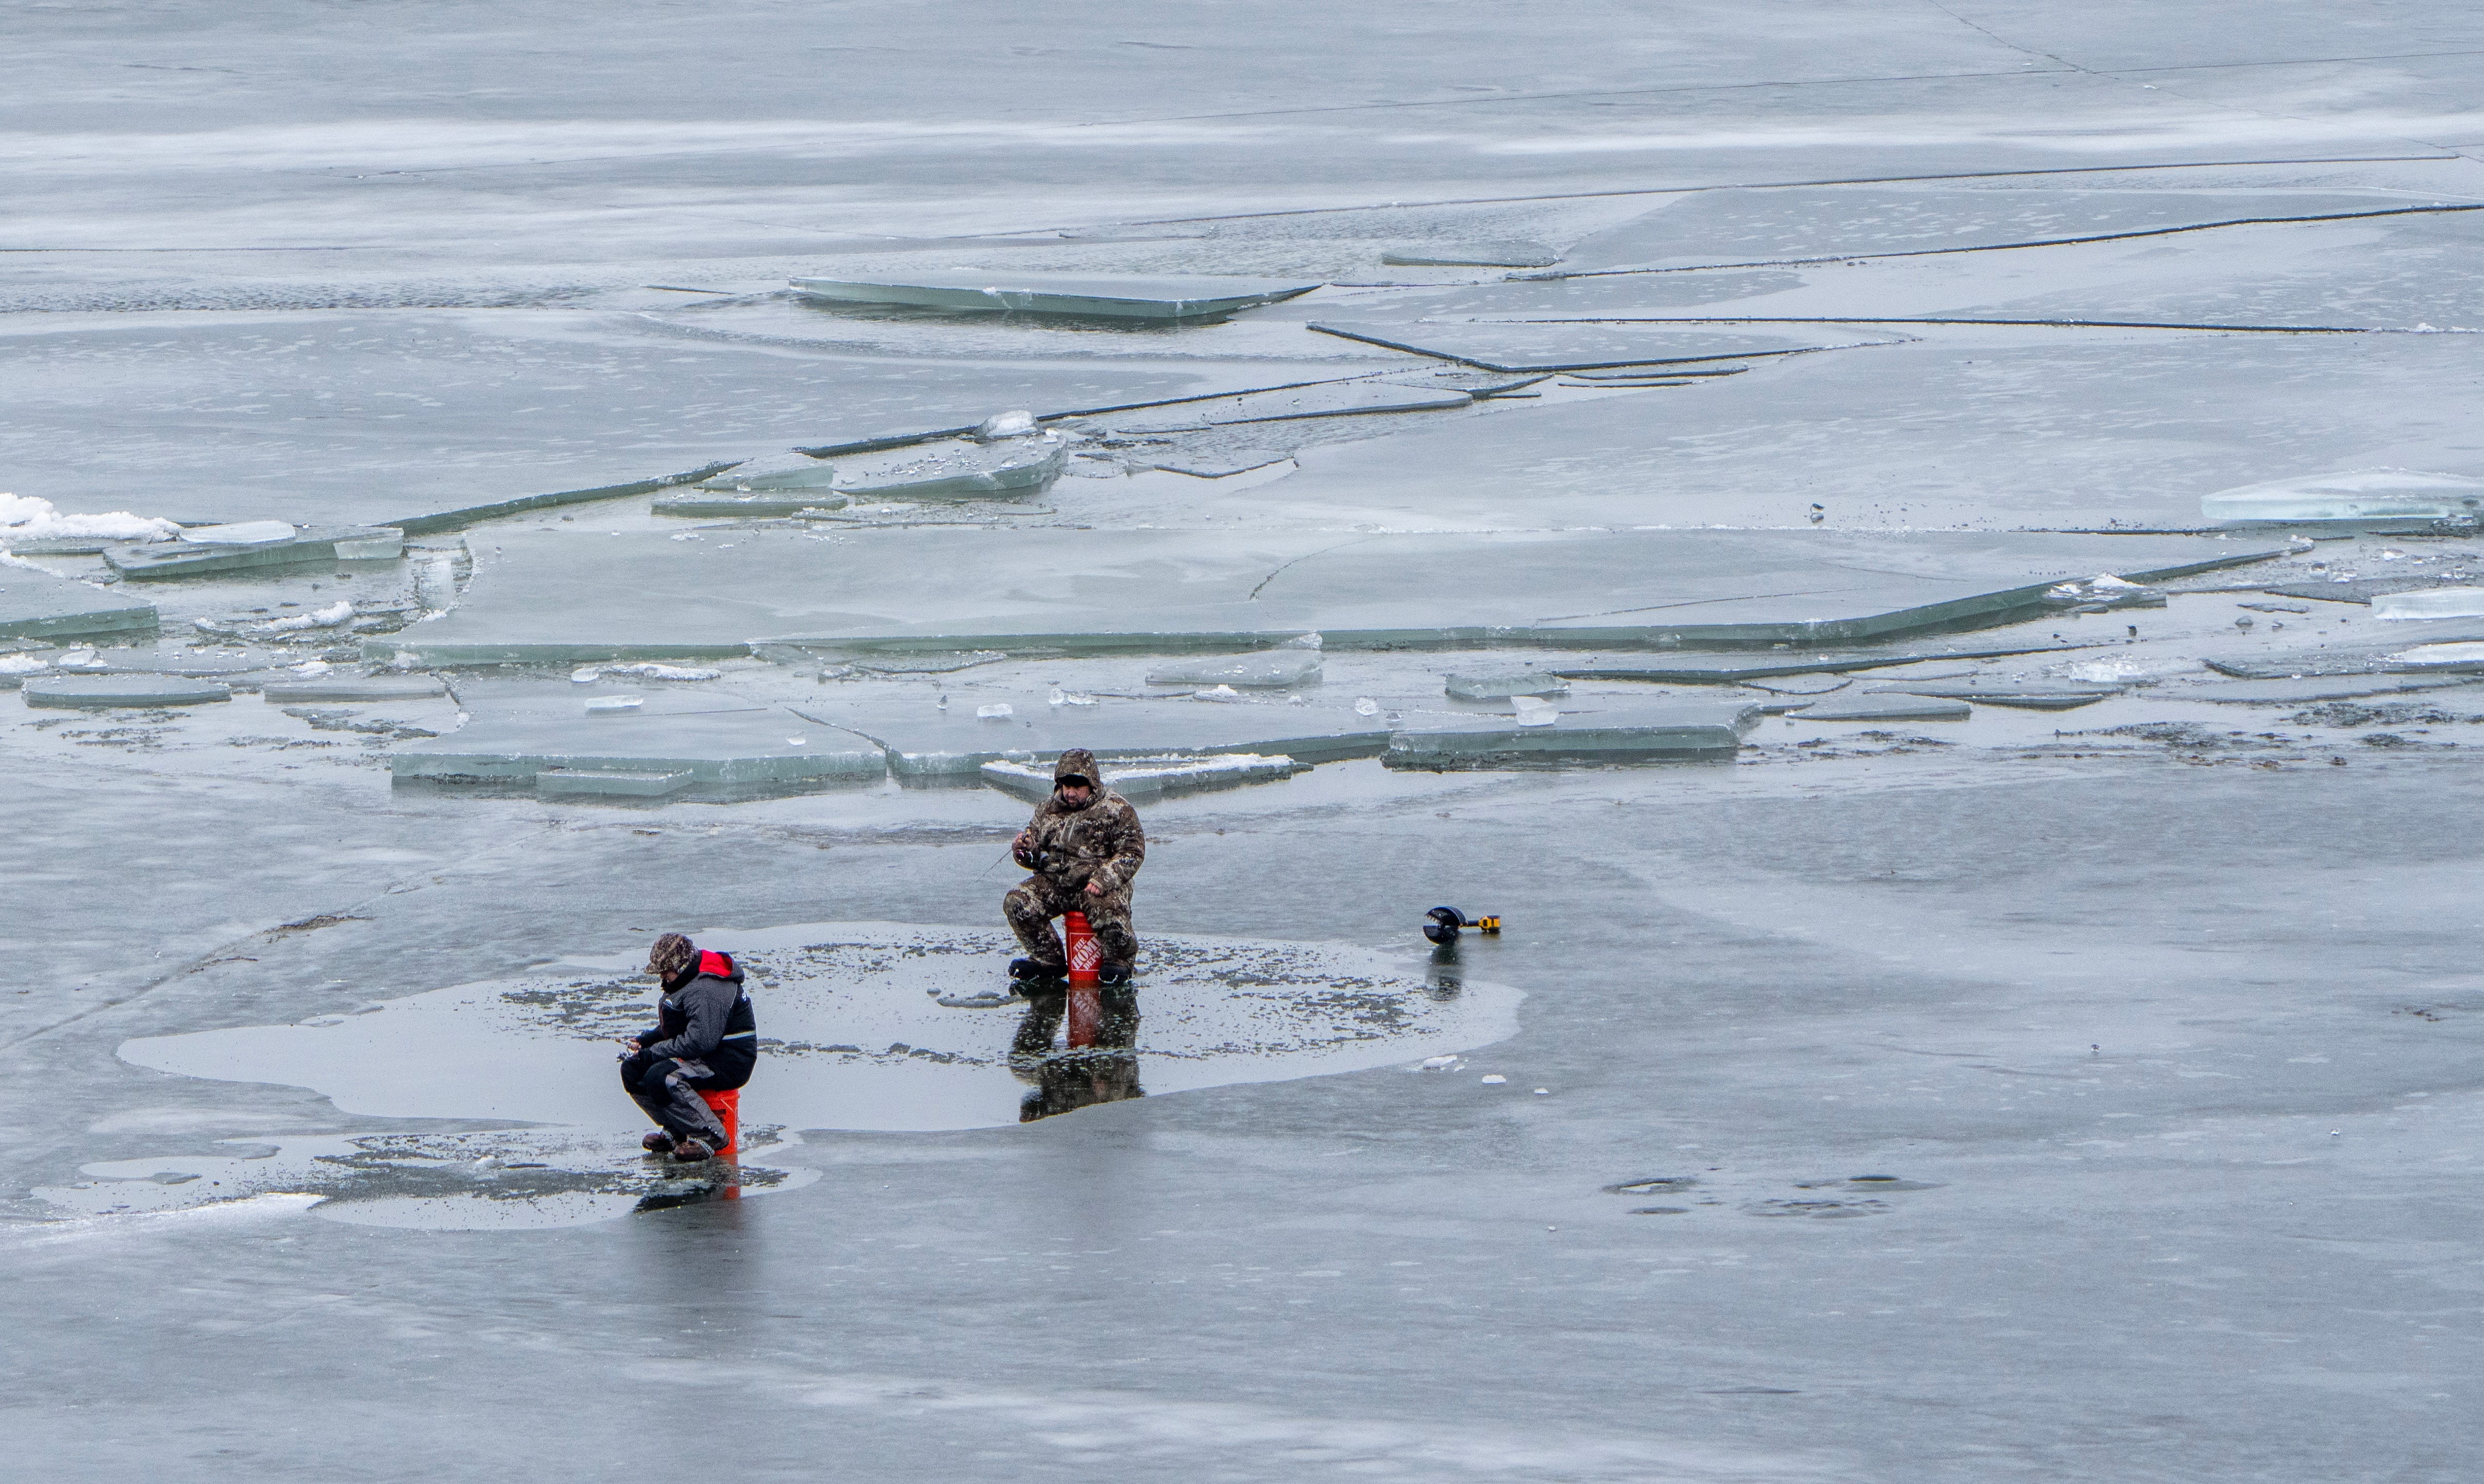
[
  {"xmin": 619, "ymin": 932, "xmax": 756, "ymax": 1162},
  {"xmin": 1005, "ymin": 748, "xmax": 1146, "ymax": 988}
]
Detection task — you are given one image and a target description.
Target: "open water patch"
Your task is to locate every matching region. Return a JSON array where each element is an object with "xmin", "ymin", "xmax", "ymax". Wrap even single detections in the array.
[{"xmin": 117, "ymin": 922, "xmax": 1520, "ymax": 1137}]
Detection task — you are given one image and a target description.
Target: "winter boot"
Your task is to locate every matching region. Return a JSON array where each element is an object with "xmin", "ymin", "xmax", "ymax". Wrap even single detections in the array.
[
  {"xmin": 641, "ymin": 1131, "xmax": 676, "ymax": 1155},
  {"xmin": 1098, "ymin": 963, "xmax": 1132, "ymax": 986},
  {"xmin": 1010, "ymin": 957, "xmax": 1067, "ymax": 985},
  {"xmin": 670, "ymin": 1137, "xmax": 716, "ymax": 1163}
]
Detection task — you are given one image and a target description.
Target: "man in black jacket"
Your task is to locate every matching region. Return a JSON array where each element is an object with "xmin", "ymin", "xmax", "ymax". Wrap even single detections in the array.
[{"xmin": 619, "ymin": 932, "xmax": 757, "ymax": 1161}]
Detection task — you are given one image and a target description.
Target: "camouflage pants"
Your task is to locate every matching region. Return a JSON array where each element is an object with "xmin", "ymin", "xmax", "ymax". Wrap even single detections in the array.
[{"xmin": 1004, "ymin": 875, "xmax": 1138, "ymax": 969}]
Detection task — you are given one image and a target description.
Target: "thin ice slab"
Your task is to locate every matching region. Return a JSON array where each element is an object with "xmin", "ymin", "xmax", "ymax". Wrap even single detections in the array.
[
  {"xmin": 0, "ymin": 565, "xmax": 156, "ymax": 642},
  {"xmin": 1307, "ymin": 321, "xmax": 1901, "ymax": 372},
  {"xmin": 1444, "ymin": 670, "xmax": 1569, "ymax": 701},
  {"xmin": 374, "ymin": 530, "xmax": 2279, "ymax": 666},
  {"xmin": 789, "ymin": 271, "xmax": 1321, "ymax": 320},
  {"xmin": 536, "ymin": 768, "xmax": 695, "ymax": 798},
  {"xmin": 106, "ymin": 525, "xmax": 401, "ymax": 581},
  {"xmin": 651, "ymin": 490, "xmax": 851, "ymax": 518},
  {"xmin": 1145, "ymin": 650, "xmax": 1324, "ymax": 688},
  {"xmin": 2372, "ymin": 588, "xmax": 2484, "ymax": 622},
  {"xmin": 1384, "ymin": 700, "xmax": 1759, "ymax": 769},
  {"xmin": 23, "ymin": 674, "xmax": 231, "ymax": 708},
  {"xmin": 981, "ymin": 752, "xmax": 1303, "ymax": 803},
  {"xmin": 1105, "ymin": 382, "xmax": 1472, "ymax": 434},
  {"xmin": 2201, "ymin": 469, "xmax": 2484, "ymax": 523},
  {"xmin": 1793, "ymin": 694, "xmax": 1971, "ymax": 722},
  {"xmin": 694, "ymin": 451, "xmax": 842, "ymax": 493},
  {"xmin": 794, "ymin": 689, "xmax": 1387, "ymax": 778},
  {"xmin": 1864, "ymin": 679, "xmax": 2122, "ymax": 710},
  {"xmin": 833, "ymin": 438, "xmax": 1068, "ymax": 500},
  {"xmin": 1381, "ymin": 241, "xmax": 1562, "ymax": 269},
  {"xmin": 391, "ymin": 696, "xmax": 886, "ymax": 790},
  {"xmin": 261, "ymin": 676, "xmax": 451, "ymax": 703},
  {"xmin": 1553, "ymin": 640, "xmax": 2102, "ymax": 685}
]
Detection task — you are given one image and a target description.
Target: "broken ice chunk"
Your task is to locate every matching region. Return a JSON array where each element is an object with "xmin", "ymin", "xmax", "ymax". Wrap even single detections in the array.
[
  {"xmin": 972, "ymin": 410, "xmax": 1038, "ymax": 441},
  {"xmin": 1479, "ymin": 1074, "xmax": 1508, "ymax": 1085},
  {"xmin": 0, "ymin": 564, "xmax": 156, "ymax": 644},
  {"xmin": 109, "ymin": 525, "xmax": 399, "ymax": 581},
  {"xmin": 692, "ymin": 450, "xmax": 841, "ymax": 493},
  {"xmin": 2370, "ymin": 587, "xmax": 2484, "ymax": 621},
  {"xmin": 1511, "ymin": 696, "xmax": 1559, "ymax": 726},
  {"xmin": 975, "ymin": 702, "xmax": 1014, "ymax": 720},
  {"xmin": 585, "ymin": 695, "xmax": 644, "ymax": 714},
  {"xmin": 23, "ymin": 674, "xmax": 232, "ymax": 709},
  {"xmin": 184, "ymin": 520, "xmax": 296, "ymax": 545},
  {"xmin": 2382, "ymin": 642, "xmax": 2484, "ymax": 671},
  {"xmin": 1386, "ymin": 700, "xmax": 1759, "ymax": 769},
  {"xmin": 1418, "ymin": 1055, "xmax": 1459, "ymax": 1070},
  {"xmin": 832, "ymin": 438, "xmax": 1068, "ymax": 501},
  {"xmin": 1145, "ymin": 650, "xmax": 1323, "ymax": 688},
  {"xmin": 0, "ymin": 654, "xmax": 47, "ymax": 675},
  {"xmin": 1445, "ymin": 670, "xmax": 1568, "ymax": 701},
  {"xmin": 1354, "ymin": 697, "xmax": 1380, "ymax": 718},
  {"xmin": 570, "ymin": 667, "xmax": 603, "ymax": 684},
  {"xmin": 1791, "ymin": 694, "xmax": 1971, "ymax": 722},
  {"xmin": 1192, "ymin": 684, "xmax": 1246, "ymax": 702},
  {"xmin": 2201, "ymin": 468, "xmax": 2484, "ymax": 522}
]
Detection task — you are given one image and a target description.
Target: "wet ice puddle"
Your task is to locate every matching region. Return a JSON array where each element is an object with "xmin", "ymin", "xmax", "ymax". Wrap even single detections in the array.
[{"xmin": 58, "ymin": 923, "xmax": 1517, "ymax": 1230}]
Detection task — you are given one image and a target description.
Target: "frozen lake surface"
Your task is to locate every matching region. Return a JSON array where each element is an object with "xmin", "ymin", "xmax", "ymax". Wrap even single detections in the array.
[{"xmin": 8, "ymin": 2, "xmax": 2484, "ymax": 1480}]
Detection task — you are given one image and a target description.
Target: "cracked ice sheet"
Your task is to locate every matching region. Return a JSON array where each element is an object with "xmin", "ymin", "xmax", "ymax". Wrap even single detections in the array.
[
  {"xmin": 7, "ymin": 7, "xmax": 2471, "ymax": 280},
  {"xmin": 1234, "ymin": 328, "xmax": 2484, "ymax": 532},
  {"xmin": 1550, "ymin": 185, "xmax": 2447, "ymax": 272},
  {"xmin": 378, "ymin": 527, "xmax": 2276, "ymax": 661},
  {"xmin": 0, "ymin": 310, "xmax": 1354, "ymax": 530},
  {"xmin": 1551, "ymin": 207, "xmax": 2484, "ymax": 331}
]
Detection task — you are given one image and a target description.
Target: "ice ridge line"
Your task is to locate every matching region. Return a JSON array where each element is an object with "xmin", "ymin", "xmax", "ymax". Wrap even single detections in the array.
[
  {"xmin": 1525, "ymin": 202, "xmax": 2484, "ymax": 281},
  {"xmin": 1090, "ymin": 156, "xmax": 2457, "ymax": 229},
  {"xmin": 1476, "ymin": 315, "xmax": 2379, "ymax": 335},
  {"xmin": 384, "ymin": 462, "xmax": 743, "ymax": 535}
]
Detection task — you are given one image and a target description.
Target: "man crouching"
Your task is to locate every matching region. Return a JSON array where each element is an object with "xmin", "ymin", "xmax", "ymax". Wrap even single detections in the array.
[
  {"xmin": 619, "ymin": 932, "xmax": 756, "ymax": 1161},
  {"xmin": 1004, "ymin": 748, "xmax": 1145, "ymax": 987}
]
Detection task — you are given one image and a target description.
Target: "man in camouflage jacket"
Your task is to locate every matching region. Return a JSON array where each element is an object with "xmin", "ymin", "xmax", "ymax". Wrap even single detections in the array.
[{"xmin": 1005, "ymin": 747, "xmax": 1145, "ymax": 983}]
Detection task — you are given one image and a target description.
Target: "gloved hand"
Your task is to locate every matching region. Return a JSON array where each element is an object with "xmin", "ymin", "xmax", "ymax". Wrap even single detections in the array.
[{"xmin": 1012, "ymin": 830, "xmax": 1039, "ymax": 868}]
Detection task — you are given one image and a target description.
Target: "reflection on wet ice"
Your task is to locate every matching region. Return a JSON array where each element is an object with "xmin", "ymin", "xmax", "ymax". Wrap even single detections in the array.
[{"xmin": 1011, "ymin": 985, "xmax": 1144, "ymax": 1122}]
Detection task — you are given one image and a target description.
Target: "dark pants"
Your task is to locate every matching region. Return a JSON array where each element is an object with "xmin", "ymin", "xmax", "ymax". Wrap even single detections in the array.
[
  {"xmin": 1004, "ymin": 875, "xmax": 1138, "ymax": 969},
  {"xmin": 621, "ymin": 1052, "xmax": 728, "ymax": 1145}
]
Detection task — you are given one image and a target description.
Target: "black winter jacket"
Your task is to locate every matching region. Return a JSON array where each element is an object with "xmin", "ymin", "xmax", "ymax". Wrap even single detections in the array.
[{"xmin": 639, "ymin": 950, "xmax": 758, "ymax": 1089}]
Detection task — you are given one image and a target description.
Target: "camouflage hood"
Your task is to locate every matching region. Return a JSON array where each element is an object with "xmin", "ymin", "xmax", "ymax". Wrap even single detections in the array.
[{"xmin": 1054, "ymin": 748, "xmax": 1100, "ymax": 803}]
